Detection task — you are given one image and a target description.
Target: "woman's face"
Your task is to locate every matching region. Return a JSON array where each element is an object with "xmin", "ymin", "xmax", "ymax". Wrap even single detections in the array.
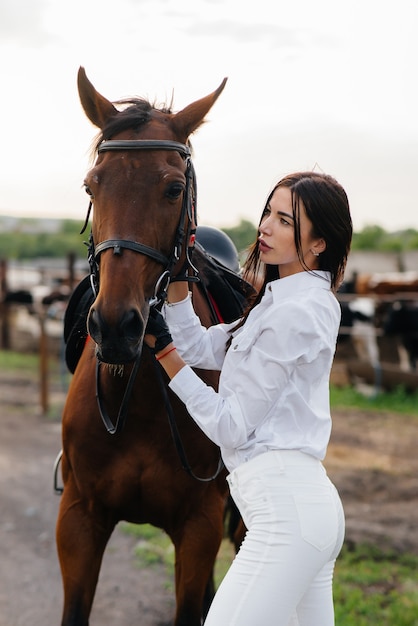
[{"xmin": 258, "ymin": 186, "xmax": 324, "ymax": 278}]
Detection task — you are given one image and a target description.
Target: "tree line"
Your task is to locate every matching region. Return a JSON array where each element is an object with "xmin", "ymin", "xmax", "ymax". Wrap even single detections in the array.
[{"xmin": 1, "ymin": 218, "xmax": 418, "ymax": 260}]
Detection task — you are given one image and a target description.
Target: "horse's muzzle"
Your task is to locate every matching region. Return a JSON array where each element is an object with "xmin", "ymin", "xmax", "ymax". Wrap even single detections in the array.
[{"xmin": 87, "ymin": 306, "xmax": 144, "ymax": 363}]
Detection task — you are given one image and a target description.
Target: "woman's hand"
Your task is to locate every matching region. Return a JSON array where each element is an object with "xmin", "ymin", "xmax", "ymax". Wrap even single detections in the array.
[
  {"xmin": 144, "ymin": 307, "xmax": 186, "ymax": 379},
  {"xmin": 144, "ymin": 309, "xmax": 173, "ymax": 353}
]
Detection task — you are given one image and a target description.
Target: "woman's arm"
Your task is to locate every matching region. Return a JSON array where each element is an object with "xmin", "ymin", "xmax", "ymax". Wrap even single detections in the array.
[
  {"xmin": 154, "ymin": 343, "xmax": 187, "ymax": 379},
  {"xmin": 162, "ymin": 284, "xmax": 234, "ymax": 370}
]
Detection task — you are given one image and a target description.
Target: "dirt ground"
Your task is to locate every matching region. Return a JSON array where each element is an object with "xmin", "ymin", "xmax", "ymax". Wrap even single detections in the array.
[{"xmin": 1, "ymin": 366, "xmax": 418, "ymax": 626}]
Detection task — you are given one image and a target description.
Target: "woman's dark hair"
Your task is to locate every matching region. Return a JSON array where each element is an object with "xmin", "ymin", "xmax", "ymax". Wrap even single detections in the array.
[{"xmin": 243, "ymin": 171, "xmax": 352, "ymax": 301}]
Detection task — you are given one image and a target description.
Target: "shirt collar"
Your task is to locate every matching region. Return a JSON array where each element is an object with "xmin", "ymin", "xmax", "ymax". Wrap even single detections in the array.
[{"xmin": 266, "ymin": 271, "xmax": 332, "ymax": 301}]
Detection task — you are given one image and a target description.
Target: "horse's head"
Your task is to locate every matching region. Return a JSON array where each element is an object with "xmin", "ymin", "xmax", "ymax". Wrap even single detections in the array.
[{"xmin": 77, "ymin": 67, "xmax": 226, "ymax": 364}]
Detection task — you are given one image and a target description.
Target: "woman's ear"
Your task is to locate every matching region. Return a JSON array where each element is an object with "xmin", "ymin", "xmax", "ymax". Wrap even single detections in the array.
[{"xmin": 312, "ymin": 238, "xmax": 326, "ymax": 256}]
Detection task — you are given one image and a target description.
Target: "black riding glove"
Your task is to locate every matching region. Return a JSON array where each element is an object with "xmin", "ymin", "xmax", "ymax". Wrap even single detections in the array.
[{"xmin": 146, "ymin": 308, "xmax": 173, "ymax": 354}]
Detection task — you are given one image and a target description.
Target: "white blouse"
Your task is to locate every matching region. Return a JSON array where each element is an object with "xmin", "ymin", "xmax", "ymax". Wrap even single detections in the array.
[{"xmin": 163, "ymin": 270, "xmax": 341, "ymax": 472}]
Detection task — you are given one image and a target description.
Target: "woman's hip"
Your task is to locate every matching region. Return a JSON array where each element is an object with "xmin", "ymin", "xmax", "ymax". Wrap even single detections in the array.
[
  {"xmin": 227, "ymin": 449, "xmax": 331, "ymax": 491},
  {"xmin": 227, "ymin": 450, "xmax": 344, "ymax": 542}
]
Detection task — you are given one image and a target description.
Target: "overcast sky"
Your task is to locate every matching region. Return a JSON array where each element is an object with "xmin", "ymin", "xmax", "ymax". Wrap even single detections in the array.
[{"xmin": 0, "ymin": 0, "xmax": 417, "ymax": 233}]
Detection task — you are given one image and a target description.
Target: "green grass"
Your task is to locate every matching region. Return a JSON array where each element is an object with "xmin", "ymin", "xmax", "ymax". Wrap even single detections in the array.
[
  {"xmin": 120, "ymin": 522, "xmax": 235, "ymax": 588},
  {"xmin": 121, "ymin": 524, "xmax": 418, "ymax": 624},
  {"xmin": 121, "ymin": 522, "xmax": 175, "ymax": 570},
  {"xmin": 0, "ymin": 348, "xmax": 67, "ymax": 382},
  {"xmin": 0, "ymin": 349, "xmax": 69, "ymax": 417},
  {"xmin": 330, "ymin": 384, "xmax": 418, "ymax": 416},
  {"xmin": 0, "ymin": 349, "xmax": 40, "ymax": 374},
  {"xmin": 334, "ymin": 544, "xmax": 418, "ymax": 625}
]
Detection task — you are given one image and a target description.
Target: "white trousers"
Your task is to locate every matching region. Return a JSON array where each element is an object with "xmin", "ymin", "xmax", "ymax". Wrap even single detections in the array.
[{"xmin": 205, "ymin": 450, "xmax": 345, "ymax": 626}]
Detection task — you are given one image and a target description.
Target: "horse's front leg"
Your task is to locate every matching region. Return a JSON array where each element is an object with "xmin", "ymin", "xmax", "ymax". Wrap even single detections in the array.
[
  {"xmin": 170, "ymin": 496, "xmax": 225, "ymax": 626},
  {"xmin": 56, "ymin": 470, "xmax": 115, "ymax": 626}
]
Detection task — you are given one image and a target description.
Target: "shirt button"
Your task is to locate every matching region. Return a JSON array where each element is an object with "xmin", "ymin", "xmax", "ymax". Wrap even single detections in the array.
[
  {"xmin": 268, "ymin": 285, "xmax": 272, "ymax": 291},
  {"xmin": 233, "ymin": 344, "xmax": 238, "ymax": 350}
]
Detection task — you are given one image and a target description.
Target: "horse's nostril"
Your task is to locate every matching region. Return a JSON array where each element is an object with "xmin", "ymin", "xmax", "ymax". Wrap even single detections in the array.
[
  {"xmin": 121, "ymin": 309, "xmax": 144, "ymax": 341},
  {"xmin": 87, "ymin": 307, "xmax": 102, "ymax": 343}
]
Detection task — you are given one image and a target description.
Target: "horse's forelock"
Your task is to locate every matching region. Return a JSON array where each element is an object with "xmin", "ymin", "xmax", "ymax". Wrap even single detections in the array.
[{"xmin": 92, "ymin": 98, "xmax": 173, "ymax": 153}]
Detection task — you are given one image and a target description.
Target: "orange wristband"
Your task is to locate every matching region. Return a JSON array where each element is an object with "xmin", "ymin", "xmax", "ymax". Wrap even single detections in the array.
[{"xmin": 155, "ymin": 346, "xmax": 177, "ymax": 361}]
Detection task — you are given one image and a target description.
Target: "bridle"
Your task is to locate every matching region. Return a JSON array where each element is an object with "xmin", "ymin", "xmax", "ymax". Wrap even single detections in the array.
[
  {"xmin": 81, "ymin": 139, "xmax": 198, "ymax": 306},
  {"xmin": 80, "ymin": 137, "xmax": 224, "ymax": 482}
]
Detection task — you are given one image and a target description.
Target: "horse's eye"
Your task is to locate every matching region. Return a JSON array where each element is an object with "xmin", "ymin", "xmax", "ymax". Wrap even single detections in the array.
[
  {"xmin": 166, "ymin": 183, "xmax": 184, "ymax": 200},
  {"xmin": 84, "ymin": 185, "xmax": 94, "ymax": 198}
]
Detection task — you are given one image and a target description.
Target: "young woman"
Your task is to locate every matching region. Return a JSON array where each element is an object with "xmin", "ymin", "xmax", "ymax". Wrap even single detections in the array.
[{"xmin": 145, "ymin": 171, "xmax": 353, "ymax": 626}]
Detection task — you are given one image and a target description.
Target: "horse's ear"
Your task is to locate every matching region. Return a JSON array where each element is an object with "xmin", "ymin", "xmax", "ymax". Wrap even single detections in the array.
[
  {"xmin": 172, "ymin": 78, "xmax": 228, "ymax": 140},
  {"xmin": 77, "ymin": 66, "xmax": 118, "ymax": 129}
]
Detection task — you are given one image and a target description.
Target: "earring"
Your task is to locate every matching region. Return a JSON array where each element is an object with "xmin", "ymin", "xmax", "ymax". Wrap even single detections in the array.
[{"xmin": 311, "ymin": 250, "xmax": 320, "ymax": 257}]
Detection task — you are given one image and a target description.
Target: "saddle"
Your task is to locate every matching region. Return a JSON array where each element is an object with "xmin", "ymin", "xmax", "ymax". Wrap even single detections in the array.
[{"xmin": 63, "ymin": 245, "xmax": 255, "ymax": 374}]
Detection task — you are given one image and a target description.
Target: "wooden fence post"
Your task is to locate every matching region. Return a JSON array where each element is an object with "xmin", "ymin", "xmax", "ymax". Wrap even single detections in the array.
[
  {"xmin": 39, "ymin": 308, "xmax": 49, "ymax": 415},
  {"xmin": 0, "ymin": 258, "xmax": 10, "ymax": 349}
]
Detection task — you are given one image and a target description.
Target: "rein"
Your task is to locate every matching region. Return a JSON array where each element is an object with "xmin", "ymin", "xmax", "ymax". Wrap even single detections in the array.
[
  {"xmin": 83, "ymin": 138, "xmax": 223, "ymax": 480},
  {"xmin": 149, "ymin": 347, "xmax": 224, "ymax": 482},
  {"xmin": 95, "ymin": 355, "xmax": 142, "ymax": 435}
]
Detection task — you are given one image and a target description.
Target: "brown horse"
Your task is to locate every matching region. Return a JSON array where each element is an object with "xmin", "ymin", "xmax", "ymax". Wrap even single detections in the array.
[{"xmin": 56, "ymin": 67, "xmax": 247, "ymax": 626}]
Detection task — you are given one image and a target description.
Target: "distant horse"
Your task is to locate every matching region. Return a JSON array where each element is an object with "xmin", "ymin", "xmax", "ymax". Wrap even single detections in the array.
[{"xmin": 56, "ymin": 67, "xmax": 253, "ymax": 626}]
